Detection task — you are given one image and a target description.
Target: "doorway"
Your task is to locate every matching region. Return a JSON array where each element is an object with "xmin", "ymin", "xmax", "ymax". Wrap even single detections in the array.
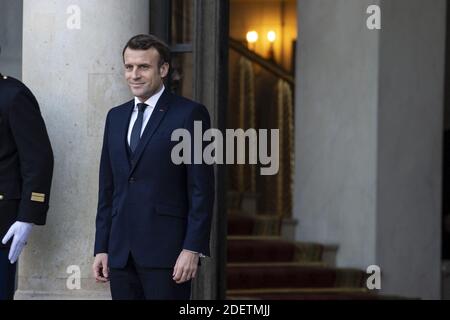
[{"xmin": 226, "ymin": 0, "xmax": 298, "ymax": 299}]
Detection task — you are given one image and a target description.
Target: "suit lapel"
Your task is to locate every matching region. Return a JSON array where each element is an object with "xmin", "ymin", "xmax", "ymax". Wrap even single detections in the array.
[
  {"xmin": 117, "ymin": 100, "xmax": 134, "ymax": 169},
  {"xmin": 128, "ymin": 89, "xmax": 172, "ymax": 177}
]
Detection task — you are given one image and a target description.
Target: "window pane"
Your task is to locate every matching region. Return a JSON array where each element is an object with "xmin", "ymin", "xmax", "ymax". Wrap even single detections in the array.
[
  {"xmin": 170, "ymin": 52, "xmax": 193, "ymax": 99},
  {"xmin": 171, "ymin": 0, "xmax": 193, "ymax": 44}
]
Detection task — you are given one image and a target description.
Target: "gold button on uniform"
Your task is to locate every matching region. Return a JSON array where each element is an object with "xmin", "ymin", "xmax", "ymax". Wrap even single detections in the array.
[{"xmin": 0, "ymin": 195, "xmax": 4, "ymax": 200}]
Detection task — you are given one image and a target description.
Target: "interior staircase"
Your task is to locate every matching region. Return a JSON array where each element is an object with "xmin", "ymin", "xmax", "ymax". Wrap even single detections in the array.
[
  {"xmin": 225, "ymin": 38, "xmax": 406, "ymax": 300},
  {"xmin": 226, "ymin": 213, "xmax": 387, "ymax": 300}
]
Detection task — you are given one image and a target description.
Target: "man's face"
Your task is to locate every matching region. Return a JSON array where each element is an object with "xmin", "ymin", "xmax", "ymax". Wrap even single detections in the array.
[{"xmin": 124, "ymin": 47, "xmax": 169, "ymax": 101}]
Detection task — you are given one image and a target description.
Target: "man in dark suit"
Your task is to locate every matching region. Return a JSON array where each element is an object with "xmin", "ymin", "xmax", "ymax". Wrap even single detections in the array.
[
  {"xmin": 92, "ymin": 34, "xmax": 215, "ymax": 300},
  {"xmin": 0, "ymin": 71, "xmax": 54, "ymax": 300}
]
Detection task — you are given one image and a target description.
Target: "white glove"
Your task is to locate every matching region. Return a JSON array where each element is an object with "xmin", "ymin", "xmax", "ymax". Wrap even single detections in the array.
[{"xmin": 2, "ymin": 221, "xmax": 33, "ymax": 264}]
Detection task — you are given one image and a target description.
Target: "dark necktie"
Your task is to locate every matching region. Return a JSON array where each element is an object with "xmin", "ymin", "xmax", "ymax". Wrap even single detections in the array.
[{"xmin": 130, "ymin": 103, "xmax": 148, "ymax": 153}]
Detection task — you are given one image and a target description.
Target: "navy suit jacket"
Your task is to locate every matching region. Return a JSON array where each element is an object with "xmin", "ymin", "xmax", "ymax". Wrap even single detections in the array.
[{"xmin": 94, "ymin": 89, "xmax": 215, "ymax": 269}]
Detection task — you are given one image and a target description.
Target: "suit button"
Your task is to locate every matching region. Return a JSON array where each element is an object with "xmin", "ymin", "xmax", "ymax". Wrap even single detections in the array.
[
  {"xmin": 0, "ymin": 195, "xmax": 3, "ymax": 200},
  {"xmin": 129, "ymin": 177, "xmax": 136, "ymax": 183}
]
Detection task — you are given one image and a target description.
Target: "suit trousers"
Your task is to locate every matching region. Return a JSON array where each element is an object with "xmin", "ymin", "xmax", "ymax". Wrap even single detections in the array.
[
  {"xmin": 0, "ymin": 248, "xmax": 16, "ymax": 300},
  {"xmin": 109, "ymin": 253, "xmax": 191, "ymax": 300}
]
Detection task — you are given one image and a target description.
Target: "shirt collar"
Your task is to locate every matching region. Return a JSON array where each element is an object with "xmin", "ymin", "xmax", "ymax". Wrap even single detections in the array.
[{"xmin": 133, "ymin": 85, "xmax": 165, "ymax": 110}]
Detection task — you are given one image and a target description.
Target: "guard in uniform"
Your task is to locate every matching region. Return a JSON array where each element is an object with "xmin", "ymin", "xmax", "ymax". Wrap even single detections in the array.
[{"xmin": 0, "ymin": 73, "xmax": 54, "ymax": 300}]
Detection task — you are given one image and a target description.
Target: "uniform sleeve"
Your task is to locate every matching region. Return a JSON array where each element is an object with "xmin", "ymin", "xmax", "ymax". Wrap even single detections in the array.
[{"xmin": 8, "ymin": 89, "xmax": 54, "ymax": 225}]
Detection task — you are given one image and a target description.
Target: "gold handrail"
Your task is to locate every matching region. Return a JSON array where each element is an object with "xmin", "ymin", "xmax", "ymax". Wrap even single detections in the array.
[{"xmin": 229, "ymin": 37, "xmax": 295, "ymax": 85}]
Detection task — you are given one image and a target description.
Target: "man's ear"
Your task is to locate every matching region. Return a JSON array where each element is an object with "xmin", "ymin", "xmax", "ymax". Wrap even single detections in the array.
[{"xmin": 160, "ymin": 63, "xmax": 169, "ymax": 78}]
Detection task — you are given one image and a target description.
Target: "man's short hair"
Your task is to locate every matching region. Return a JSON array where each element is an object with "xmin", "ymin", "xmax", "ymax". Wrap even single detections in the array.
[{"xmin": 122, "ymin": 34, "xmax": 171, "ymax": 67}]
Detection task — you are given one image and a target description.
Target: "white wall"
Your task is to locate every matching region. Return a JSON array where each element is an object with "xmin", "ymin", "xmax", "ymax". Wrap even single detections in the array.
[
  {"xmin": 295, "ymin": 0, "xmax": 379, "ymax": 269},
  {"xmin": 376, "ymin": 0, "xmax": 446, "ymax": 299},
  {"xmin": 295, "ymin": 0, "xmax": 446, "ymax": 299},
  {"xmin": 0, "ymin": 0, "xmax": 23, "ymax": 79}
]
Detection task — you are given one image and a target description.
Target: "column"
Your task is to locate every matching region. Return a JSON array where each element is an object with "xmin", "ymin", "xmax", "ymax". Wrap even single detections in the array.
[
  {"xmin": 0, "ymin": 0, "xmax": 23, "ymax": 79},
  {"xmin": 18, "ymin": 0, "xmax": 149, "ymax": 299}
]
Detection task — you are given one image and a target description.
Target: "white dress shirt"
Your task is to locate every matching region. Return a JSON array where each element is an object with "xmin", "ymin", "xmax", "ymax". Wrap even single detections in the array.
[{"xmin": 127, "ymin": 85, "xmax": 165, "ymax": 146}]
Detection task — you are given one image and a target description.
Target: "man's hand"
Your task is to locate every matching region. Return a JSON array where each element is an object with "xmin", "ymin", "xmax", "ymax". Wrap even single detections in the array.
[
  {"xmin": 1, "ymin": 221, "xmax": 33, "ymax": 264},
  {"xmin": 93, "ymin": 253, "xmax": 109, "ymax": 282},
  {"xmin": 173, "ymin": 249, "xmax": 200, "ymax": 284}
]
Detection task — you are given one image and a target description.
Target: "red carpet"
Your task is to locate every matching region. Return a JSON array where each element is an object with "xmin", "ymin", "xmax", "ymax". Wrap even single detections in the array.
[{"xmin": 226, "ymin": 214, "xmax": 386, "ymax": 300}]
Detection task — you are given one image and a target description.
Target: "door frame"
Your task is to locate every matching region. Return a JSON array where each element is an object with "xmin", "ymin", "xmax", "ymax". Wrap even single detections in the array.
[{"xmin": 149, "ymin": 0, "xmax": 229, "ymax": 300}]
